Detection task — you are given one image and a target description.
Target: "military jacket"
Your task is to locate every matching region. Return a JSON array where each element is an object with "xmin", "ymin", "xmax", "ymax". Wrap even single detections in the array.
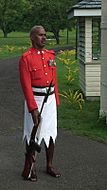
[{"xmin": 19, "ymin": 47, "xmax": 59, "ymax": 112}]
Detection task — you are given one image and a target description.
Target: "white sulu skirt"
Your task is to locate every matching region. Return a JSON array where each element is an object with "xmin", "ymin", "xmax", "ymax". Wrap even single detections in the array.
[{"xmin": 23, "ymin": 93, "xmax": 57, "ymax": 147}]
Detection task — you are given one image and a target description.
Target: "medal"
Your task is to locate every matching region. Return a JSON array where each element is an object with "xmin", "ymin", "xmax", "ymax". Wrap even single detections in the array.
[{"xmin": 48, "ymin": 59, "xmax": 56, "ymax": 66}]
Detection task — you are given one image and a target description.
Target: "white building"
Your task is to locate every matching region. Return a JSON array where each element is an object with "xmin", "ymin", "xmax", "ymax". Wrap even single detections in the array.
[{"xmin": 68, "ymin": 0, "xmax": 101, "ymax": 99}]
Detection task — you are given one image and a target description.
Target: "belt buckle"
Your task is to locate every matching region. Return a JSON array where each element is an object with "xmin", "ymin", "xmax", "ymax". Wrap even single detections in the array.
[{"xmin": 46, "ymin": 87, "xmax": 49, "ymax": 93}]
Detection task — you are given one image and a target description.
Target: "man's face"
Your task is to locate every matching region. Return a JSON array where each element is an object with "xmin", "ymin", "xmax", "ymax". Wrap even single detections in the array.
[{"xmin": 32, "ymin": 27, "xmax": 46, "ymax": 50}]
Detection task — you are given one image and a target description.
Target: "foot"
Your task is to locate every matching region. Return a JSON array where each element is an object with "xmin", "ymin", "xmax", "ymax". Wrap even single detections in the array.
[{"xmin": 47, "ymin": 166, "xmax": 61, "ymax": 178}]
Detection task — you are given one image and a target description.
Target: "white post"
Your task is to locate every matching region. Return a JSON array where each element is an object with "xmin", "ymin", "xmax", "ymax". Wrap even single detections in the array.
[
  {"xmin": 100, "ymin": 0, "xmax": 107, "ymax": 121},
  {"xmin": 85, "ymin": 17, "xmax": 92, "ymax": 63}
]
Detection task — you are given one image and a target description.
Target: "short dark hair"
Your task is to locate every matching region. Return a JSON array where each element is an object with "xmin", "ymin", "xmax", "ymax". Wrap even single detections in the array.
[{"xmin": 30, "ymin": 25, "xmax": 44, "ymax": 39}]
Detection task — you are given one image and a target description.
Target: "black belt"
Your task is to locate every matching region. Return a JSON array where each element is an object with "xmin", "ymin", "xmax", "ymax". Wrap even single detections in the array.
[
  {"xmin": 32, "ymin": 85, "xmax": 54, "ymax": 88},
  {"xmin": 33, "ymin": 90, "xmax": 54, "ymax": 96}
]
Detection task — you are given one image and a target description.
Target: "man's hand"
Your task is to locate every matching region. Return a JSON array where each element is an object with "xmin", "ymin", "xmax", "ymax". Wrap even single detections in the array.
[{"xmin": 31, "ymin": 109, "xmax": 40, "ymax": 126}]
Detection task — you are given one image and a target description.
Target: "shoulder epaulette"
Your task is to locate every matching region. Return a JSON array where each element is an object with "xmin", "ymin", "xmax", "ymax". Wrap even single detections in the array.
[{"xmin": 45, "ymin": 49, "xmax": 55, "ymax": 54}]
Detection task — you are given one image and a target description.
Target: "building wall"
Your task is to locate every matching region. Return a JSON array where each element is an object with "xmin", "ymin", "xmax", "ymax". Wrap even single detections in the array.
[
  {"xmin": 78, "ymin": 17, "xmax": 101, "ymax": 99},
  {"xmin": 100, "ymin": 0, "xmax": 107, "ymax": 118},
  {"xmin": 78, "ymin": 17, "xmax": 85, "ymax": 61},
  {"xmin": 79, "ymin": 60, "xmax": 85, "ymax": 93},
  {"xmin": 85, "ymin": 63, "xmax": 101, "ymax": 97},
  {"xmin": 79, "ymin": 61, "xmax": 101, "ymax": 98}
]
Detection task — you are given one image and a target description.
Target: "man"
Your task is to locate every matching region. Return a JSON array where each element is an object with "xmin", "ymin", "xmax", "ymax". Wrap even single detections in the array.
[{"xmin": 19, "ymin": 25, "xmax": 61, "ymax": 182}]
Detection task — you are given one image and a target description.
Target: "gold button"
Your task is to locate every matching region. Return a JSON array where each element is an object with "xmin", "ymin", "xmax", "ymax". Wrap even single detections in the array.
[
  {"xmin": 45, "ymin": 73, "xmax": 47, "ymax": 75},
  {"xmin": 44, "ymin": 65, "xmax": 46, "ymax": 67},
  {"xmin": 37, "ymin": 51, "xmax": 40, "ymax": 54}
]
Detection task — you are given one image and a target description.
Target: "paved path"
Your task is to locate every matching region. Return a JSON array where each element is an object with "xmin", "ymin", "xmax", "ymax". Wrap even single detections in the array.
[{"xmin": 0, "ymin": 57, "xmax": 107, "ymax": 190}]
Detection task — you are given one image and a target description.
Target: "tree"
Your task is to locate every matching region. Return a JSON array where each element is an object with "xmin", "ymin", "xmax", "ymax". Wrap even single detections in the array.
[
  {"xmin": 23, "ymin": 0, "xmax": 78, "ymax": 44},
  {"xmin": 0, "ymin": 0, "xmax": 81, "ymax": 39},
  {"xmin": 0, "ymin": 0, "xmax": 29, "ymax": 37}
]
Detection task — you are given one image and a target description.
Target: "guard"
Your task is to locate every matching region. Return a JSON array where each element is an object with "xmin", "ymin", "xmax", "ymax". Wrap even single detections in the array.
[{"xmin": 19, "ymin": 25, "xmax": 61, "ymax": 181}]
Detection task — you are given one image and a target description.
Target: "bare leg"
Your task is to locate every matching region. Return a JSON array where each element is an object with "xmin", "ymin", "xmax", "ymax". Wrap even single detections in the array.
[{"xmin": 45, "ymin": 137, "xmax": 61, "ymax": 177}]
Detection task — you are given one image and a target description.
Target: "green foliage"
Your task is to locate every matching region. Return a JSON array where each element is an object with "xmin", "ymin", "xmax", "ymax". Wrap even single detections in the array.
[
  {"xmin": 0, "ymin": 0, "xmax": 30, "ymax": 37},
  {"xmin": 0, "ymin": 0, "xmax": 77, "ymax": 43},
  {"xmin": 21, "ymin": 0, "xmax": 76, "ymax": 44},
  {"xmin": 57, "ymin": 49, "xmax": 84, "ymax": 110},
  {"xmin": 57, "ymin": 50, "xmax": 79, "ymax": 87},
  {"xmin": 59, "ymin": 89, "xmax": 84, "ymax": 110}
]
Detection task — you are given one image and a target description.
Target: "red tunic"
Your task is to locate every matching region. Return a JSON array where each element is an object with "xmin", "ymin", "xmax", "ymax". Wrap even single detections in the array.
[{"xmin": 19, "ymin": 47, "xmax": 60, "ymax": 112}]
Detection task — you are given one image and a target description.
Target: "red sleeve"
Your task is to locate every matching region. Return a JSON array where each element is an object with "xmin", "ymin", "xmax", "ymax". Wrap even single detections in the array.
[
  {"xmin": 50, "ymin": 51, "xmax": 60, "ymax": 106},
  {"xmin": 54, "ymin": 66, "xmax": 60, "ymax": 106},
  {"xmin": 19, "ymin": 56, "xmax": 38, "ymax": 112},
  {"xmin": 54, "ymin": 81, "xmax": 60, "ymax": 106}
]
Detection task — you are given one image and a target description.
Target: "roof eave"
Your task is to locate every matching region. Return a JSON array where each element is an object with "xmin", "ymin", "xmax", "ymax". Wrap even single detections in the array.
[{"xmin": 68, "ymin": 8, "xmax": 101, "ymax": 19}]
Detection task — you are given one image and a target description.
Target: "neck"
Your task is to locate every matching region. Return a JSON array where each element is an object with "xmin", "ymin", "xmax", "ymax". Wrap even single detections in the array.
[{"xmin": 32, "ymin": 44, "xmax": 44, "ymax": 51}]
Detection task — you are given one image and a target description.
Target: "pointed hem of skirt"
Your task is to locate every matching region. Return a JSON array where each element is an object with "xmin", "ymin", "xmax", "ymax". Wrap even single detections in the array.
[{"xmin": 38, "ymin": 135, "xmax": 57, "ymax": 148}]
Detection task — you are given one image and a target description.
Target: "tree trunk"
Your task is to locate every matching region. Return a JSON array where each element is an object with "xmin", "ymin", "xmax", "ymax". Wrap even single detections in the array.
[
  {"xmin": 3, "ymin": 31, "xmax": 8, "ymax": 38},
  {"xmin": 52, "ymin": 30, "xmax": 60, "ymax": 44},
  {"xmin": 2, "ymin": 27, "xmax": 8, "ymax": 38},
  {"xmin": 55, "ymin": 35, "xmax": 59, "ymax": 45}
]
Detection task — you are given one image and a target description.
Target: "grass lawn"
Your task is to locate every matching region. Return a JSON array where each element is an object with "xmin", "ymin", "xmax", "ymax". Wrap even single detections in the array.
[{"xmin": 0, "ymin": 29, "xmax": 76, "ymax": 59}]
